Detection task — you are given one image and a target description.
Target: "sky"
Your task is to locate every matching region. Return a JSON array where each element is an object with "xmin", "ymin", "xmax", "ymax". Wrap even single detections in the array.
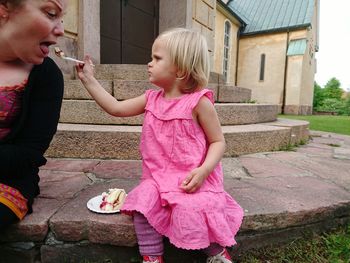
[{"xmin": 315, "ymin": 0, "xmax": 350, "ymax": 91}]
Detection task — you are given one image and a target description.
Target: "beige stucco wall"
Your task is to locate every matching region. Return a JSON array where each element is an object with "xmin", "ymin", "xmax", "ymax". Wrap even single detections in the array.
[
  {"xmin": 213, "ymin": 6, "xmax": 240, "ymax": 84},
  {"xmin": 284, "ymin": 29, "xmax": 307, "ymax": 113},
  {"xmin": 63, "ymin": 0, "xmax": 78, "ymax": 38},
  {"xmin": 237, "ymin": 32, "xmax": 288, "ymax": 106},
  {"xmin": 284, "ymin": 2, "xmax": 318, "ymax": 115},
  {"xmin": 237, "ymin": 26, "xmax": 317, "ymax": 114},
  {"xmin": 50, "ymin": 0, "xmax": 78, "ymax": 78},
  {"xmin": 160, "ymin": 0, "xmax": 217, "ymax": 68},
  {"xmin": 159, "ymin": 0, "xmax": 189, "ymax": 31},
  {"xmin": 191, "ymin": 0, "xmax": 216, "ymax": 67}
]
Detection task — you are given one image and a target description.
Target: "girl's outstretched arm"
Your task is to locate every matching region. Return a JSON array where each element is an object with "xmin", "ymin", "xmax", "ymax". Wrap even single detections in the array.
[
  {"xmin": 181, "ymin": 96, "xmax": 226, "ymax": 193},
  {"xmin": 76, "ymin": 56, "xmax": 146, "ymax": 117}
]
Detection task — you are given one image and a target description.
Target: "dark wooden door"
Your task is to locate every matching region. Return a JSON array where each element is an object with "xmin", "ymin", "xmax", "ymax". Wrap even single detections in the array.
[{"xmin": 101, "ymin": 0, "xmax": 159, "ymax": 64}]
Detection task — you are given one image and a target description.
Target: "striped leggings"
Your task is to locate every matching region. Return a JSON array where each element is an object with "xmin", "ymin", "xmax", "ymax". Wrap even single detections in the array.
[{"xmin": 133, "ymin": 212, "xmax": 223, "ymax": 256}]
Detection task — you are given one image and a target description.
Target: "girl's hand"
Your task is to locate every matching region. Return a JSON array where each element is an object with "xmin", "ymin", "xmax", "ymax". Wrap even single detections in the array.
[
  {"xmin": 180, "ymin": 167, "xmax": 209, "ymax": 193},
  {"xmin": 75, "ymin": 55, "xmax": 95, "ymax": 83}
]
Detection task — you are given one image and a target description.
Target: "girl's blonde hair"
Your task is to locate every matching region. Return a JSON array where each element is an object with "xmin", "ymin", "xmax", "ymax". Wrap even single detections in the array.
[{"xmin": 157, "ymin": 28, "xmax": 210, "ymax": 92}]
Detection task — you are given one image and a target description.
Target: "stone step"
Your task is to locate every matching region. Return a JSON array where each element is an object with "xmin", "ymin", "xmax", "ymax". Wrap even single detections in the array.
[
  {"xmin": 94, "ymin": 64, "xmax": 149, "ymax": 80},
  {"xmin": 3, "ymin": 131, "xmax": 350, "ymax": 262},
  {"xmin": 64, "ymin": 79, "xmax": 252, "ymax": 103},
  {"xmin": 93, "ymin": 65, "xmax": 226, "ymax": 84},
  {"xmin": 46, "ymin": 119, "xmax": 309, "ymax": 159},
  {"xmin": 60, "ymin": 100, "xmax": 278, "ymax": 126}
]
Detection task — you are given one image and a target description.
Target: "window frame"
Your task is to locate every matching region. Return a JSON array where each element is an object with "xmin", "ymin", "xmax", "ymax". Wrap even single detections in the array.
[
  {"xmin": 222, "ymin": 20, "xmax": 231, "ymax": 82},
  {"xmin": 259, "ymin": 53, "xmax": 266, "ymax": 81}
]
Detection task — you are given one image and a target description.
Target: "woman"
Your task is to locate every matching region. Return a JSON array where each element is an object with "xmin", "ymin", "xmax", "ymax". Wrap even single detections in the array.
[{"xmin": 0, "ymin": 0, "xmax": 67, "ymax": 228}]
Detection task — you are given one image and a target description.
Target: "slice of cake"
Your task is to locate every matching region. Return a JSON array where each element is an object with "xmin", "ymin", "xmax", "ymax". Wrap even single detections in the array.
[
  {"xmin": 54, "ymin": 47, "xmax": 65, "ymax": 58},
  {"xmin": 100, "ymin": 188, "xmax": 126, "ymax": 211}
]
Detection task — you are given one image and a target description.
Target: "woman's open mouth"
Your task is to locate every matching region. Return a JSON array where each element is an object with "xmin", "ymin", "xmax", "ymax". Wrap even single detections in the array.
[{"xmin": 40, "ymin": 41, "xmax": 55, "ymax": 57}]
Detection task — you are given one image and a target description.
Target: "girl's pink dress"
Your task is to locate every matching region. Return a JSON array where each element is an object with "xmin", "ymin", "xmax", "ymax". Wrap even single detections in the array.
[{"xmin": 121, "ymin": 88, "xmax": 243, "ymax": 250}]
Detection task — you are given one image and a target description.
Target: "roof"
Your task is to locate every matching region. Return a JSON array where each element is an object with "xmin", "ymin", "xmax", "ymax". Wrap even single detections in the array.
[
  {"xmin": 287, "ymin": 38, "xmax": 307, "ymax": 56},
  {"xmin": 227, "ymin": 0, "xmax": 315, "ymax": 35},
  {"xmin": 217, "ymin": 0, "xmax": 246, "ymax": 27}
]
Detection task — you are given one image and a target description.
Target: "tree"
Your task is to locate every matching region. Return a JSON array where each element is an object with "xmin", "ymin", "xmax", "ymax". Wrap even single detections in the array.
[
  {"xmin": 323, "ymin": 77, "xmax": 343, "ymax": 100},
  {"xmin": 313, "ymin": 81, "xmax": 324, "ymax": 109},
  {"xmin": 317, "ymin": 98, "xmax": 344, "ymax": 114},
  {"xmin": 341, "ymin": 95, "xmax": 350, "ymax": 115}
]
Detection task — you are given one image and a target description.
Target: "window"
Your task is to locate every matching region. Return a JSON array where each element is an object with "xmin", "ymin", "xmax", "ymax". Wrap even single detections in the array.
[
  {"xmin": 259, "ymin": 53, "xmax": 265, "ymax": 81},
  {"xmin": 223, "ymin": 21, "xmax": 231, "ymax": 81}
]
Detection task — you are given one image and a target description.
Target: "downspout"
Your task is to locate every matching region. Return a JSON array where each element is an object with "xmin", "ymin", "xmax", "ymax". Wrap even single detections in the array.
[
  {"xmin": 282, "ymin": 30, "xmax": 290, "ymax": 114},
  {"xmin": 235, "ymin": 25, "xmax": 244, "ymax": 86}
]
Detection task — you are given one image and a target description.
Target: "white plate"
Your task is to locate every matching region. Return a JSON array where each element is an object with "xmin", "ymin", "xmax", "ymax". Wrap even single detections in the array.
[{"xmin": 86, "ymin": 195, "xmax": 121, "ymax": 214}]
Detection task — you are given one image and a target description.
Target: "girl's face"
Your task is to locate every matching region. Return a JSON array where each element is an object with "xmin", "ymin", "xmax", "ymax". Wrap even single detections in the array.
[
  {"xmin": 1, "ymin": 0, "xmax": 67, "ymax": 64},
  {"xmin": 148, "ymin": 38, "xmax": 178, "ymax": 90}
]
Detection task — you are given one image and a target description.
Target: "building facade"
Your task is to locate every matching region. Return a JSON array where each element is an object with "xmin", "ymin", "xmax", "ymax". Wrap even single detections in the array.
[{"xmin": 57, "ymin": 0, "xmax": 319, "ymax": 115}]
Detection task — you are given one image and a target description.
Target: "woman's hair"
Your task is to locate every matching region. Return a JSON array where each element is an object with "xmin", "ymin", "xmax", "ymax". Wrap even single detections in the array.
[
  {"xmin": 157, "ymin": 28, "xmax": 210, "ymax": 92},
  {"xmin": 0, "ymin": 0, "xmax": 24, "ymax": 8}
]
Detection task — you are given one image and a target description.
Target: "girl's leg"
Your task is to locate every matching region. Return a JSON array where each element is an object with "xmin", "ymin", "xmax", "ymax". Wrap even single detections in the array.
[
  {"xmin": 204, "ymin": 243, "xmax": 233, "ymax": 263},
  {"xmin": 0, "ymin": 203, "xmax": 18, "ymax": 229},
  {"xmin": 133, "ymin": 211, "xmax": 164, "ymax": 256},
  {"xmin": 203, "ymin": 243, "xmax": 224, "ymax": 256}
]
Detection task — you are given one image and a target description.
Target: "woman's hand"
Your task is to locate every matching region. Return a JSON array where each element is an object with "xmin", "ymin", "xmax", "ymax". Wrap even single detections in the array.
[
  {"xmin": 180, "ymin": 166, "xmax": 209, "ymax": 193},
  {"xmin": 75, "ymin": 55, "xmax": 95, "ymax": 83}
]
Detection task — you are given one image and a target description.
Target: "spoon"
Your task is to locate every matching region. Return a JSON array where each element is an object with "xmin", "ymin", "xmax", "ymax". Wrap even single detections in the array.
[{"xmin": 54, "ymin": 47, "xmax": 87, "ymax": 64}]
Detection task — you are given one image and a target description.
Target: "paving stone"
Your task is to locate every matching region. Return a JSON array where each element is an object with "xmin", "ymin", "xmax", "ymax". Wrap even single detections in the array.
[
  {"xmin": 311, "ymin": 135, "xmax": 345, "ymax": 147},
  {"xmin": 50, "ymin": 181, "xmax": 139, "ymax": 246},
  {"xmin": 333, "ymin": 147, "xmax": 350, "ymax": 160},
  {"xmin": 92, "ymin": 160, "xmax": 142, "ymax": 179},
  {"xmin": 225, "ymin": 176, "xmax": 350, "ymax": 230},
  {"xmin": 39, "ymin": 170, "xmax": 92, "ymax": 199},
  {"xmin": 296, "ymin": 144, "xmax": 335, "ymax": 157},
  {"xmin": 42, "ymin": 158, "xmax": 100, "ymax": 172},
  {"xmin": 0, "ymin": 199, "xmax": 65, "ymax": 242},
  {"xmin": 264, "ymin": 151, "xmax": 308, "ymax": 161},
  {"xmin": 238, "ymin": 155, "xmax": 311, "ymax": 178},
  {"xmin": 222, "ymin": 158, "xmax": 250, "ymax": 179},
  {"xmin": 293, "ymin": 157, "xmax": 350, "ymax": 191},
  {"xmin": 0, "ymin": 243, "xmax": 39, "ymax": 263},
  {"xmin": 41, "ymin": 244, "xmax": 140, "ymax": 263}
]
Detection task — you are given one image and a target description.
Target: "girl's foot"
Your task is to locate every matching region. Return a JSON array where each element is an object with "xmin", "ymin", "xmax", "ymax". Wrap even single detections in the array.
[
  {"xmin": 142, "ymin": 255, "xmax": 164, "ymax": 263},
  {"xmin": 206, "ymin": 248, "xmax": 233, "ymax": 263}
]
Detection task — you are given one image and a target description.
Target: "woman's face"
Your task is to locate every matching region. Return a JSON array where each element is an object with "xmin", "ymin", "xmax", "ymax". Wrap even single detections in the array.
[{"xmin": 1, "ymin": 0, "xmax": 68, "ymax": 64}]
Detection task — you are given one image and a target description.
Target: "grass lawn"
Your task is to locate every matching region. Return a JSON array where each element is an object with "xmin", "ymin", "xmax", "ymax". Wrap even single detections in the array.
[
  {"xmin": 239, "ymin": 224, "xmax": 350, "ymax": 263},
  {"xmin": 279, "ymin": 115, "xmax": 350, "ymax": 136}
]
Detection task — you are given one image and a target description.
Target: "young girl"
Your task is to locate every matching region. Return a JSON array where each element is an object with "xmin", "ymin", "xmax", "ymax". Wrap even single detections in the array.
[{"xmin": 76, "ymin": 28, "xmax": 243, "ymax": 263}]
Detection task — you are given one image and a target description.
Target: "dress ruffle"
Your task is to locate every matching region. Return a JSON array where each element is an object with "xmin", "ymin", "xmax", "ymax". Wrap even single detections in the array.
[{"xmin": 121, "ymin": 179, "xmax": 243, "ymax": 250}]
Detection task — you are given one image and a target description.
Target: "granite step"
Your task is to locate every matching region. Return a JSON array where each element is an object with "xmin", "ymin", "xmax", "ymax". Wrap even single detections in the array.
[
  {"xmin": 92, "ymin": 65, "xmax": 226, "ymax": 83},
  {"xmin": 60, "ymin": 100, "xmax": 278, "ymax": 126},
  {"xmin": 46, "ymin": 119, "xmax": 309, "ymax": 159},
  {"xmin": 2, "ymin": 131, "xmax": 350, "ymax": 262},
  {"xmin": 64, "ymin": 79, "xmax": 252, "ymax": 103},
  {"xmin": 93, "ymin": 64, "xmax": 149, "ymax": 80}
]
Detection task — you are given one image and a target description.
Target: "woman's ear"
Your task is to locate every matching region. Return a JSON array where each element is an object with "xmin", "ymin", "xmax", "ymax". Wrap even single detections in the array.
[{"xmin": 0, "ymin": 2, "xmax": 10, "ymax": 19}]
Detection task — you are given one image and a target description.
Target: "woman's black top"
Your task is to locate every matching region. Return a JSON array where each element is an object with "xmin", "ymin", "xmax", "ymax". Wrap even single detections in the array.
[{"xmin": 0, "ymin": 57, "xmax": 63, "ymax": 212}]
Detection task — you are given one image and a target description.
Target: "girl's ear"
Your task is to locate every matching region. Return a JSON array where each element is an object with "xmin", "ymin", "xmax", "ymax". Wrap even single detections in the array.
[{"xmin": 176, "ymin": 68, "xmax": 183, "ymax": 79}]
